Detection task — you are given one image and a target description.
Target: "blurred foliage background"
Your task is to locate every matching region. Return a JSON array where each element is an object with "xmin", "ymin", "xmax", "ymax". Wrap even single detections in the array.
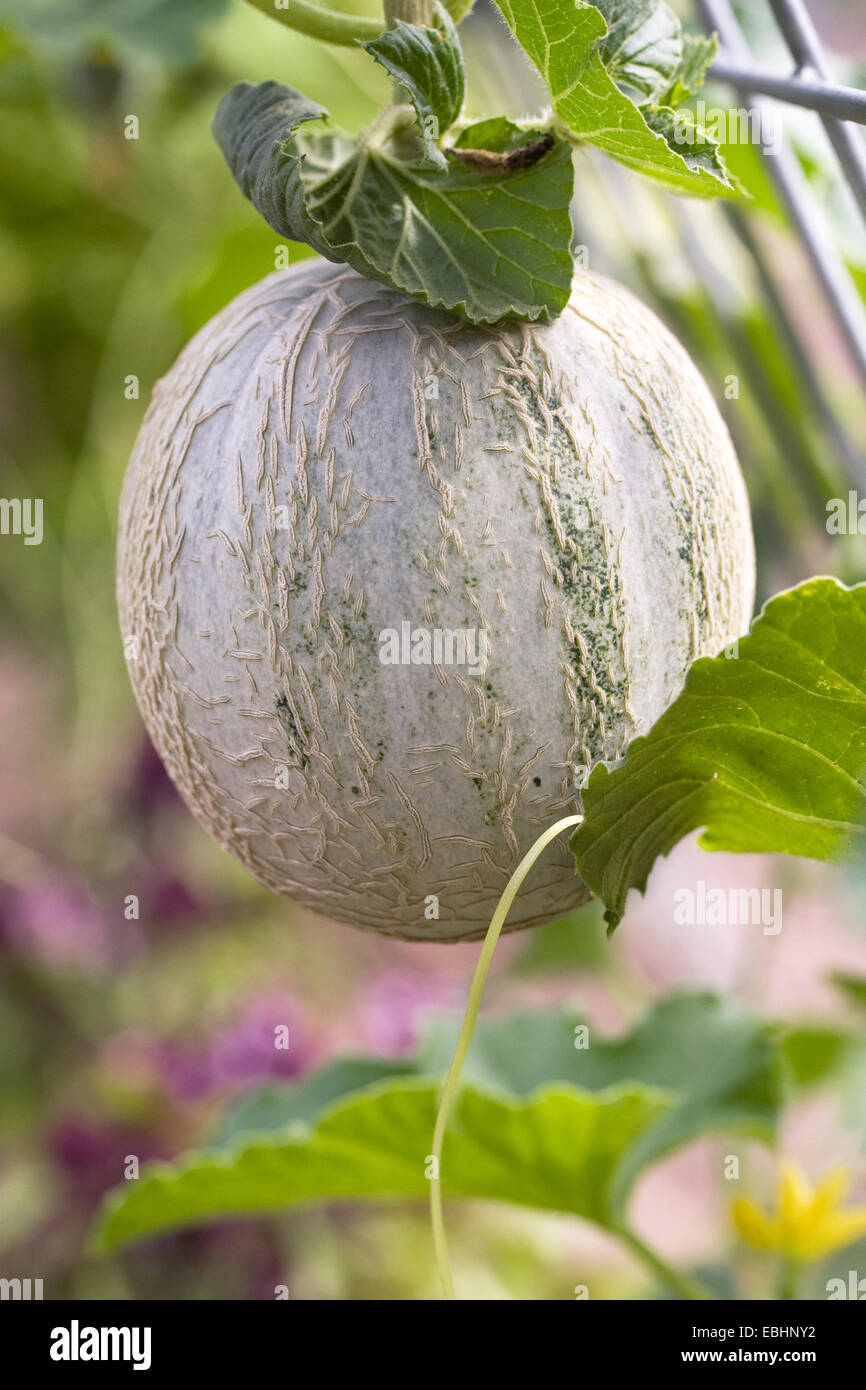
[{"xmin": 1, "ymin": 0, "xmax": 866, "ymax": 1300}]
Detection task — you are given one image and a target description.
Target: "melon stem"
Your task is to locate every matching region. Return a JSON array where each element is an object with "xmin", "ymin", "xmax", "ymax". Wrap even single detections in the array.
[
  {"xmin": 242, "ymin": 0, "xmax": 473, "ymax": 47},
  {"xmin": 243, "ymin": 0, "xmax": 383, "ymax": 46},
  {"xmin": 429, "ymin": 813, "xmax": 583, "ymax": 1300}
]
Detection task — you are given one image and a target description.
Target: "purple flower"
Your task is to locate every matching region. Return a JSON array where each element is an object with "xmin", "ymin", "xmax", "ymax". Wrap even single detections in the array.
[
  {"xmin": 159, "ymin": 991, "xmax": 317, "ymax": 1101},
  {"xmin": 50, "ymin": 1115, "xmax": 166, "ymax": 1205},
  {"xmin": 124, "ymin": 734, "xmax": 183, "ymax": 820},
  {"xmin": 5, "ymin": 880, "xmax": 112, "ymax": 967},
  {"xmin": 157, "ymin": 1042, "xmax": 214, "ymax": 1102},
  {"xmin": 137, "ymin": 868, "xmax": 205, "ymax": 934},
  {"xmin": 359, "ymin": 968, "xmax": 460, "ymax": 1057}
]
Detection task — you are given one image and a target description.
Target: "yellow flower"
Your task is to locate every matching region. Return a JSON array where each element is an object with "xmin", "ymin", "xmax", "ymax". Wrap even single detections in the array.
[{"xmin": 732, "ymin": 1162, "xmax": 866, "ymax": 1262}]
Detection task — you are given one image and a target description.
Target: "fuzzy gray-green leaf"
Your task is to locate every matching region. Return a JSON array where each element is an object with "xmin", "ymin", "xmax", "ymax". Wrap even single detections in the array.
[
  {"xmin": 362, "ymin": 6, "xmax": 465, "ymax": 169},
  {"xmin": 213, "ymin": 81, "xmax": 574, "ymax": 323}
]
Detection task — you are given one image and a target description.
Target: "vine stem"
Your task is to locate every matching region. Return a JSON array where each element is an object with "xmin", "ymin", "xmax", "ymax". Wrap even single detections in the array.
[
  {"xmin": 777, "ymin": 1258, "xmax": 803, "ymax": 1300},
  {"xmin": 385, "ymin": 0, "xmax": 435, "ymax": 25},
  {"xmin": 428, "ymin": 812, "xmax": 716, "ymax": 1303},
  {"xmin": 243, "ymin": 0, "xmax": 383, "ymax": 46},
  {"xmin": 430, "ymin": 813, "xmax": 583, "ymax": 1300},
  {"xmin": 361, "ymin": 101, "xmax": 417, "ymax": 150},
  {"xmin": 616, "ymin": 1228, "xmax": 715, "ymax": 1302},
  {"xmin": 242, "ymin": 0, "xmax": 472, "ymax": 47}
]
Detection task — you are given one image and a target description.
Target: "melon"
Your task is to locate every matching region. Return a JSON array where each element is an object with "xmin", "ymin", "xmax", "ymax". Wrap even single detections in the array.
[{"xmin": 117, "ymin": 258, "xmax": 755, "ymax": 941}]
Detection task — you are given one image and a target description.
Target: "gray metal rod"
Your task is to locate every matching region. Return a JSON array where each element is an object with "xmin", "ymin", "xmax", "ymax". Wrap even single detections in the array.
[
  {"xmin": 710, "ymin": 54, "xmax": 866, "ymax": 126},
  {"xmin": 724, "ymin": 204, "xmax": 866, "ymax": 490},
  {"xmin": 769, "ymin": 0, "xmax": 844, "ymax": 71},
  {"xmin": 674, "ymin": 196, "xmax": 863, "ymax": 493},
  {"xmin": 766, "ymin": 0, "xmax": 866, "ymax": 229},
  {"xmin": 697, "ymin": 0, "xmax": 866, "ymax": 393}
]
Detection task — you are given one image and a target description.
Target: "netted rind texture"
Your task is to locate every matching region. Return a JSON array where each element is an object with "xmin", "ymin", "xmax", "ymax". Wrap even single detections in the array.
[{"xmin": 117, "ymin": 261, "xmax": 755, "ymax": 941}]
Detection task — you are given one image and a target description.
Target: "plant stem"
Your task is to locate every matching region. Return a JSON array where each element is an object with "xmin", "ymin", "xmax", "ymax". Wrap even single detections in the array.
[
  {"xmin": 242, "ymin": 0, "xmax": 474, "ymax": 47},
  {"xmin": 777, "ymin": 1258, "xmax": 803, "ymax": 1300},
  {"xmin": 430, "ymin": 813, "xmax": 583, "ymax": 1300},
  {"xmin": 617, "ymin": 1228, "xmax": 716, "ymax": 1301},
  {"xmin": 385, "ymin": 0, "xmax": 434, "ymax": 25},
  {"xmin": 243, "ymin": 0, "xmax": 383, "ymax": 46},
  {"xmin": 362, "ymin": 101, "xmax": 417, "ymax": 150},
  {"xmin": 383, "ymin": 1, "xmax": 433, "ymax": 137}
]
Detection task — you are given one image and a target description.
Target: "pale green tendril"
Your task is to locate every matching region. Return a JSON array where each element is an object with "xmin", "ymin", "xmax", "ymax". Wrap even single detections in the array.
[
  {"xmin": 430, "ymin": 813, "xmax": 583, "ymax": 1300},
  {"xmin": 428, "ymin": 810, "xmax": 716, "ymax": 1302}
]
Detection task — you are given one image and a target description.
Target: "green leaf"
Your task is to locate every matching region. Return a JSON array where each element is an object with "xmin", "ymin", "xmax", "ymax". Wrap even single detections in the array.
[
  {"xmin": 208, "ymin": 991, "xmax": 781, "ymax": 1151},
  {"xmin": 93, "ymin": 991, "xmax": 782, "ymax": 1251},
  {"xmin": 418, "ymin": 991, "xmax": 782, "ymax": 1202},
  {"xmin": 830, "ymin": 971, "xmax": 866, "ymax": 1012},
  {"xmin": 571, "ymin": 578, "xmax": 866, "ymax": 931},
  {"xmin": 779, "ymin": 1025, "xmax": 851, "ymax": 1089},
  {"xmin": 444, "ymin": 0, "xmax": 476, "ymax": 21},
  {"xmin": 661, "ymin": 32, "xmax": 719, "ymax": 106},
  {"xmin": 511, "ymin": 903, "xmax": 609, "ymax": 974},
  {"xmin": 492, "ymin": 0, "xmax": 737, "ymax": 197},
  {"xmin": 213, "ymin": 80, "xmax": 574, "ymax": 323},
  {"xmin": 594, "ymin": 0, "xmax": 682, "ymax": 105},
  {"xmin": 206, "ymin": 1056, "xmax": 418, "ymax": 1150},
  {"xmin": 642, "ymin": 104, "xmax": 733, "ymax": 187},
  {"xmin": 94, "ymin": 1079, "xmax": 672, "ymax": 1252},
  {"xmin": 362, "ymin": 6, "xmax": 464, "ymax": 171}
]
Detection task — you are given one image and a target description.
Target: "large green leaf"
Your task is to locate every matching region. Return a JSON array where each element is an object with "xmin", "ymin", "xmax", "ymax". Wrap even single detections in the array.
[
  {"xmin": 93, "ymin": 992, "xmax": 782, "ymax": 1251},
  {"xmin": 94, "ymin": 1080, "xmax": 671, "ymax": 1253},
  {"xmin": 419, "ymin": 991, "xmax": 782, "ymax": 1202},
  {"xmin": 207, "ymin": 1056, "xmax": 418, "ymax": 1150},
  {"xmin": 571, "ymin": 579, "xmax": 866, "ymax": 930},
  {"xmin": 492, "ymin": 0, "xmax": 736, "ymax": 196},
  {"xmin": 206, "ymin": 991, "xmax": 781, "ymax": 1151},
  {"xmin": 213, "ymin": 75, "xmax": 574, "ymax": 324}
]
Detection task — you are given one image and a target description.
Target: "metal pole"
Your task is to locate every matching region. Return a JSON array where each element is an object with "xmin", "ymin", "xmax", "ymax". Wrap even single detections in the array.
[
  {"xmin": 723, "ymin": 204, "xmax": 866, "ymax": 489},
  {"xmin": 710, "ymin": 55, "xmax": 866, "ymax": 126},
  {"xmin": 767, "ymin": 0, "xmax": 866, "ymax": 228},
  {"xmin": 697, "ymin": 0, "xmax": 866, "ymax": 394}
]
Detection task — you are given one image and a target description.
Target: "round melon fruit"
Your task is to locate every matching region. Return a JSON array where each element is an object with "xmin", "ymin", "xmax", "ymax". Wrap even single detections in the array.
[{"xmin": 117, "ymin": 258, "xmax": 755, "ymax": 941}]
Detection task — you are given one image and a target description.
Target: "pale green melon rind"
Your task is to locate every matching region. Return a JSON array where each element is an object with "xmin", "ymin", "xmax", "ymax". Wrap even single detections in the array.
[{"xmin": 117, "ymin": 261, "xmax": 754, "ymax": 941}]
